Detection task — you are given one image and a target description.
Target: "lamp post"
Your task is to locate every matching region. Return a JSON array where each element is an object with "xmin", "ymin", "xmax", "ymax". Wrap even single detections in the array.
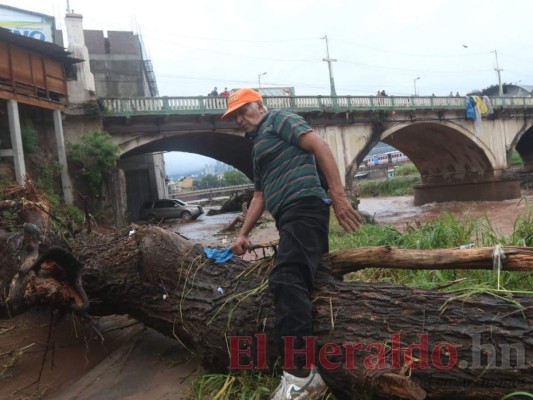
[
  {"xmin": 258, "ymin": 72, "xmax": 267, "ymax": 88},
  {"xmin": 413, "ymin": 77, "xmax": 420, "ymax": 96},
  {"xmin": 321, "ymin": 35, "xmax": 337, "ymax": 96}
]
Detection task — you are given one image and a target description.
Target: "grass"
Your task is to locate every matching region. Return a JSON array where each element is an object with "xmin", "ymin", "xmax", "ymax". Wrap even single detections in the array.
[
  {"xmin": 394, "ymin": 163, "xmax": 419, "ymax": 176},
  {"xmin": 330, "ymin": 210, "xmax": 533, "ymax": 291},
  {"xmin": 189, "ymin": 372, "xmax": 275, "ymax": 400},
  {"xmin": 511, "ymin": 149, "xmax": 524, "ymax": 167},
  {"xmin": 501, "ymin": 393, "xmax": 533, "ymax": 400},
  {"xmin": 358, "ymin": 175, "xmax": 421, "ymax": 197}
]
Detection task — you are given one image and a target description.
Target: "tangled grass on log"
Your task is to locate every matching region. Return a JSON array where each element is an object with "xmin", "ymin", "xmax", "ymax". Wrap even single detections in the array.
[{"xmin": 207, "ymin": 257, "xmax": 273, "ymax": 328}]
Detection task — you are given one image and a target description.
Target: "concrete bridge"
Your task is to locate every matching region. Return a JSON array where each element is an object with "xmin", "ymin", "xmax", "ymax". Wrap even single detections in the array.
[{"xmin": 100, "ymin": 95, "xmax": 533, "ymax": 205}]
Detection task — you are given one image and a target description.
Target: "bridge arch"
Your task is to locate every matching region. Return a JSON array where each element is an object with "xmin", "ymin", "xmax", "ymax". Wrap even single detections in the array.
[
  {"xmin": 377, "ymin": 121, "xmax": 496, "ymax": 184},
  {"xmin": 509, "ymin": 121, "xmax": 533, "ymax": 171},
  {"xmin": 117, "ymin": 129, "xmax": 254, "ymax": 178}
]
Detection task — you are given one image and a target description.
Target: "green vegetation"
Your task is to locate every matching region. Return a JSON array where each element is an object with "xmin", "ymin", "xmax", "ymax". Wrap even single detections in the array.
[
  {"xmin": 189, "ymin": 372, "xmax": 275, "ymax": 400},
  {"xmin": 21, "ymin": 123, "xmax": 39, "ymax": 155},
  {"xmin": 196, "ymin": 173, "xmax": 220, "ymax": 189},
  {"xmin": 189, "ymin": 371, "xmax": 338, "ymax": 400},
  {"xmin": 357, "ymin": 163, "xmax": 420, "ymax": 197},
  {"xmin": 501, "ymin": 393, "xmax": 533, "ymax": 400},
  {"xmin": 68, "ymin": 131, "xmax": 119, "ymax": 197},
  {"xmin": 195, "ymin": 171, "xmax": 251, "ymax": 189},
  {"xmin": 394, "ymin": 163, "xmax": 419, "ymax": 176},
  {"xmin": 35, "ymin": 159, "xmax": 62, "ymax": 209},
  {"xmin": 223, "ymin": 170, "xmax": 251, "ymax": 186},
  {"xmin": 330, "ymin": 211, "xmax": 533, "ymax": 292},
  {"xmin": 358, "ymin": 175, "xmax": 420, "ymax": 197},
  {"xmin": 511, "ymin": 149, "xmax": 524, "ymax": 167}
]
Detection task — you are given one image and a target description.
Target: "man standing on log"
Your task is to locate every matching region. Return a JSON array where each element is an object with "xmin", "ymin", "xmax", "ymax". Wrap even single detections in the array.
[{"xmin": 222, "ymin": 88, "xmax": 361, "ymax": 399}]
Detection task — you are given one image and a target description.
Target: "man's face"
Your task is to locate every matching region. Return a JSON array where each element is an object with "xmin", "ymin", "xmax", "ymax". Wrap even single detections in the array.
[{"xmin": 233, "ymin": 102, "xmax": 264, "ymax": 133}]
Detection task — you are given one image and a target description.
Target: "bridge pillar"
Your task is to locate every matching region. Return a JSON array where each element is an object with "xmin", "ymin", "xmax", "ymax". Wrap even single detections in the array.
[
  {"xmin": 413, "ymin": 178, "xmax": 521, "ymax": 206},
  {"xmin": 53, "ymin": 110, "xmax": 73, "ymax": 205},
  {"xmin": 7, "ymin": 100, "xmax": 26, "ymax": 185}
]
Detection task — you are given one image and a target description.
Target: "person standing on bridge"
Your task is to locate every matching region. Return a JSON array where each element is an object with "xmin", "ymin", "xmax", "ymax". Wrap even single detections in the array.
[
  {"xmin": 221, "ymin": 87, "xmax": 230, "ymax": 97},
  {"xmin": 221, "ymin": 88, "xmax": 361, "ymax": 399}
]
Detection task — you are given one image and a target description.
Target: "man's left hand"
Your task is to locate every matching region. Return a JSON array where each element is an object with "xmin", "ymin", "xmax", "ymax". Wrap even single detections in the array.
[{"xmin": 331, "ymin": 195, "xmax": 361, "ymax": 233}]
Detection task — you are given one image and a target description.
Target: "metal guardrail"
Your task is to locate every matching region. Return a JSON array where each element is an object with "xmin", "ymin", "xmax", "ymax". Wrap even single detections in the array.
[
  {"xmin": 171, "ymin": 184, "xmax": 255, "ymax": 202},
  {"xmin": 99, "ymin": 96, "xmax": 533, "ymax": 117}
]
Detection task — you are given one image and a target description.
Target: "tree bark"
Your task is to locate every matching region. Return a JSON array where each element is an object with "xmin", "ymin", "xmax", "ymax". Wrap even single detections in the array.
[{"xmin": 7, "ymin": 226, "xmax": 533, "ymax": 400}]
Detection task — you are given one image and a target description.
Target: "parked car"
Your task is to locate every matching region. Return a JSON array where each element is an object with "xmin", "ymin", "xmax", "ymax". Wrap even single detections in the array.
[{"xmin": 140, "ymin": 199, "xmax": 203, "ymax": 224}]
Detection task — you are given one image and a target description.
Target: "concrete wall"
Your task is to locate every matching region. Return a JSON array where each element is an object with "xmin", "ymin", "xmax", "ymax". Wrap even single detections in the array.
[{"xmin": 84, "ymin": 30, "xmax": 150, "ymax": 98}]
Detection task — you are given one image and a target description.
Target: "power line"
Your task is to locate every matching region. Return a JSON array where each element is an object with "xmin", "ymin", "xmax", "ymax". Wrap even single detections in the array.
[
  {"xmin": 332, "ymin": 37, "xmax": 493, "ymax": 58},
  {"xmin": 338, "ymin": 59, "xmax": 491, "ymax": 74}
]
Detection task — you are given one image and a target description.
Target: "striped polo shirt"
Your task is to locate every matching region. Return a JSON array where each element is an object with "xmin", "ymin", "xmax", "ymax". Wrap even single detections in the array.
[{"xmin": 252, "ymin": 109, "xmax": 326, "ymax": 219}]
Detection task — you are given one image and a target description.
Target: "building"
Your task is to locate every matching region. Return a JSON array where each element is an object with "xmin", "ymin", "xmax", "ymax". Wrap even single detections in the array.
[
  {"xmin": 0, "ymin": 4, "xmax": 168, "ymax": 224},
  {"xmin": 0, "ymin": 26, "xmax": 80, "ymax": 203},
  {"xmin": 84, "ymin": 30, "xmax": 158, "ymax": 98},
  {"xmin": 481, "ymin": 83, "xmax": 533, "ymax": 97}
]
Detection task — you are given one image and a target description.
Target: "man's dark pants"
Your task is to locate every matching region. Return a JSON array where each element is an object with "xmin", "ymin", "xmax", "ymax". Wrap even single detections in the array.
[{"xmin": 269, "ymin": 196, "xmax": 330, "ymax": 371}]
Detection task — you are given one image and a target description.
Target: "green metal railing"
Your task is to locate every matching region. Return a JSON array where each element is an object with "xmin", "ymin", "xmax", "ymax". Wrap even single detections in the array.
[{"xmin": 99, "ymin": 96, "xmax": 533, "ymax": 117}]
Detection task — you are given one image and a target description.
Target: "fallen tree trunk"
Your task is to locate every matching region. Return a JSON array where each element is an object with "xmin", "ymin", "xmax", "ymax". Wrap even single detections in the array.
[{"xmin": 7, "ymin": 226, "xmax": 533, "ymax": 399}]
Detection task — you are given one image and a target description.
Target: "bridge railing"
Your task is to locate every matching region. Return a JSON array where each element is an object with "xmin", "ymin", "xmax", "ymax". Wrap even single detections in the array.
[
  {"xmin": 100, "ymin": 96, "xmax": 533, "ymax": 117},
  {"xmin": 492, "ymin": 97, "xmax": 533, "ymax": 107}
]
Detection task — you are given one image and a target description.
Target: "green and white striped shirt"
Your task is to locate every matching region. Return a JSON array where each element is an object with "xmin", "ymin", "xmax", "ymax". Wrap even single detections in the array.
[{"xmin": 252, "ymin": 109, "xmax": 326, "ymax": 219}]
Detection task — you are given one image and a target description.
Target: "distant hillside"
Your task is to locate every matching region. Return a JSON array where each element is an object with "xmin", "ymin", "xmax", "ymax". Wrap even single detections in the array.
[{"xmin": 367, "ymin": 143, "xmax": 398, "ymax": 156}]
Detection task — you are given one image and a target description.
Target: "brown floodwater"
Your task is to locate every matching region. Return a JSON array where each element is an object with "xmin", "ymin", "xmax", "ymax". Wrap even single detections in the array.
[
  {"xmin": 359, "ymin": 190, "xmax": 533, "ymax": 236},
  {"xmin": 174, "ymin": 191, "xmax": 533, "ymax": 246}
]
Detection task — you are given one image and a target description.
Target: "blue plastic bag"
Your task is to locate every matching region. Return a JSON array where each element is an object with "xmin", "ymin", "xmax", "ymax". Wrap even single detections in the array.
[{"xmin": 204, "ymin": 247, "xmax": 234, "ymax": 264}]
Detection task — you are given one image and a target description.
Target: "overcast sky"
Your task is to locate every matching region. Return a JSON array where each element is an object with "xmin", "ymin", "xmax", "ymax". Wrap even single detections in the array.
[{"xmin": 3, "ymin": 0, "xmax": 532, "ymax": 173}]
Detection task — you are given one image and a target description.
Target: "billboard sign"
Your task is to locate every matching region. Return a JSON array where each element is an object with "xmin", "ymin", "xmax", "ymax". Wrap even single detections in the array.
[
  {"xmin": 0, "ymin": 5, "xmax": 55, "ymax": 43},
  {"xmin": 0, "ymin": 21, "xmax": 53, "ymax": 42}
]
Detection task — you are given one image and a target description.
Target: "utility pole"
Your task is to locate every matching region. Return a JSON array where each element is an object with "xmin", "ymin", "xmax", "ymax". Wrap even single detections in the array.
[
  {"xmin": 321, "ymin": 35, "xmax": 337, "ymax": 96},
  {"xmin": 492, "ymin": 50, "xmax": 503, "ymax": 96}
]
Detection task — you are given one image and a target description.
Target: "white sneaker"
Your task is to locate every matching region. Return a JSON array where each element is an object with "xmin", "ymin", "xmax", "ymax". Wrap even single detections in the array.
[{"xmin": 270, "ymin": 368, "xmax": 328, "ymax": 399}]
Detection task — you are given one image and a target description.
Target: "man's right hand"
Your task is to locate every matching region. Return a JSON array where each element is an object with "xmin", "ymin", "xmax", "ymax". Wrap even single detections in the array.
[{"xmin": 231, "ymin": 234, "xmax": 252, "ymax": 256}]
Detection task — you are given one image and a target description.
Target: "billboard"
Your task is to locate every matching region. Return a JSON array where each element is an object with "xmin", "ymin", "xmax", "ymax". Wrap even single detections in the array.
[
  {"xmin": 0, "ymin": 5, "xmax": 55, "ymax": 43},
  {"xmin": 0, "ymin": 21, "xmax": 53, "ymax": 42}
]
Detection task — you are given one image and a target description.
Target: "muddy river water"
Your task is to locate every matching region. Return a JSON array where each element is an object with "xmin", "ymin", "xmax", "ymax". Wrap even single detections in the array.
[{"xmin": 176, "ymin": 191, "xmax": 533, "ymax": 247}]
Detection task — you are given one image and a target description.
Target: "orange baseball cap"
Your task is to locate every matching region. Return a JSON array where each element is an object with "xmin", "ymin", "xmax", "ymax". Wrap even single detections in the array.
[{"xmin": 221, "ymin": 88, "xmax": 263, "ymax": 120}]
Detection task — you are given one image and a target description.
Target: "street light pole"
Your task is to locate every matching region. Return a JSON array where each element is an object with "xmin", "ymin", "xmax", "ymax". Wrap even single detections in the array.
[
  {"xmin": 413, "ymin": 77, "xmax": 420, "ymax": 96},
  {"xmin": 258, "ymin": 72, "xmax": 267, "ymax": 88},
  {"xmin": 321, "ymin": 35, "xmax": 337, "ymax": 96},
  {"xmin": 492, "ymin": 50, "xmax": 503, "ymax": 96}
]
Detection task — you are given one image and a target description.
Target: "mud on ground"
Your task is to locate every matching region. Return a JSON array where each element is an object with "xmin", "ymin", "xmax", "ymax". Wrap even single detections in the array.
[{"xmin": 0, "ymin": 311, "xmax": 198, "ymax": 400}]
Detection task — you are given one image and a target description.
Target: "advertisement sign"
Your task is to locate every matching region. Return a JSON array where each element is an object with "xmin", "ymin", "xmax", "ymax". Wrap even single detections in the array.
[{"xmin": 0, "ymin": 21, "xmax": 53, "ymax": 42}]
